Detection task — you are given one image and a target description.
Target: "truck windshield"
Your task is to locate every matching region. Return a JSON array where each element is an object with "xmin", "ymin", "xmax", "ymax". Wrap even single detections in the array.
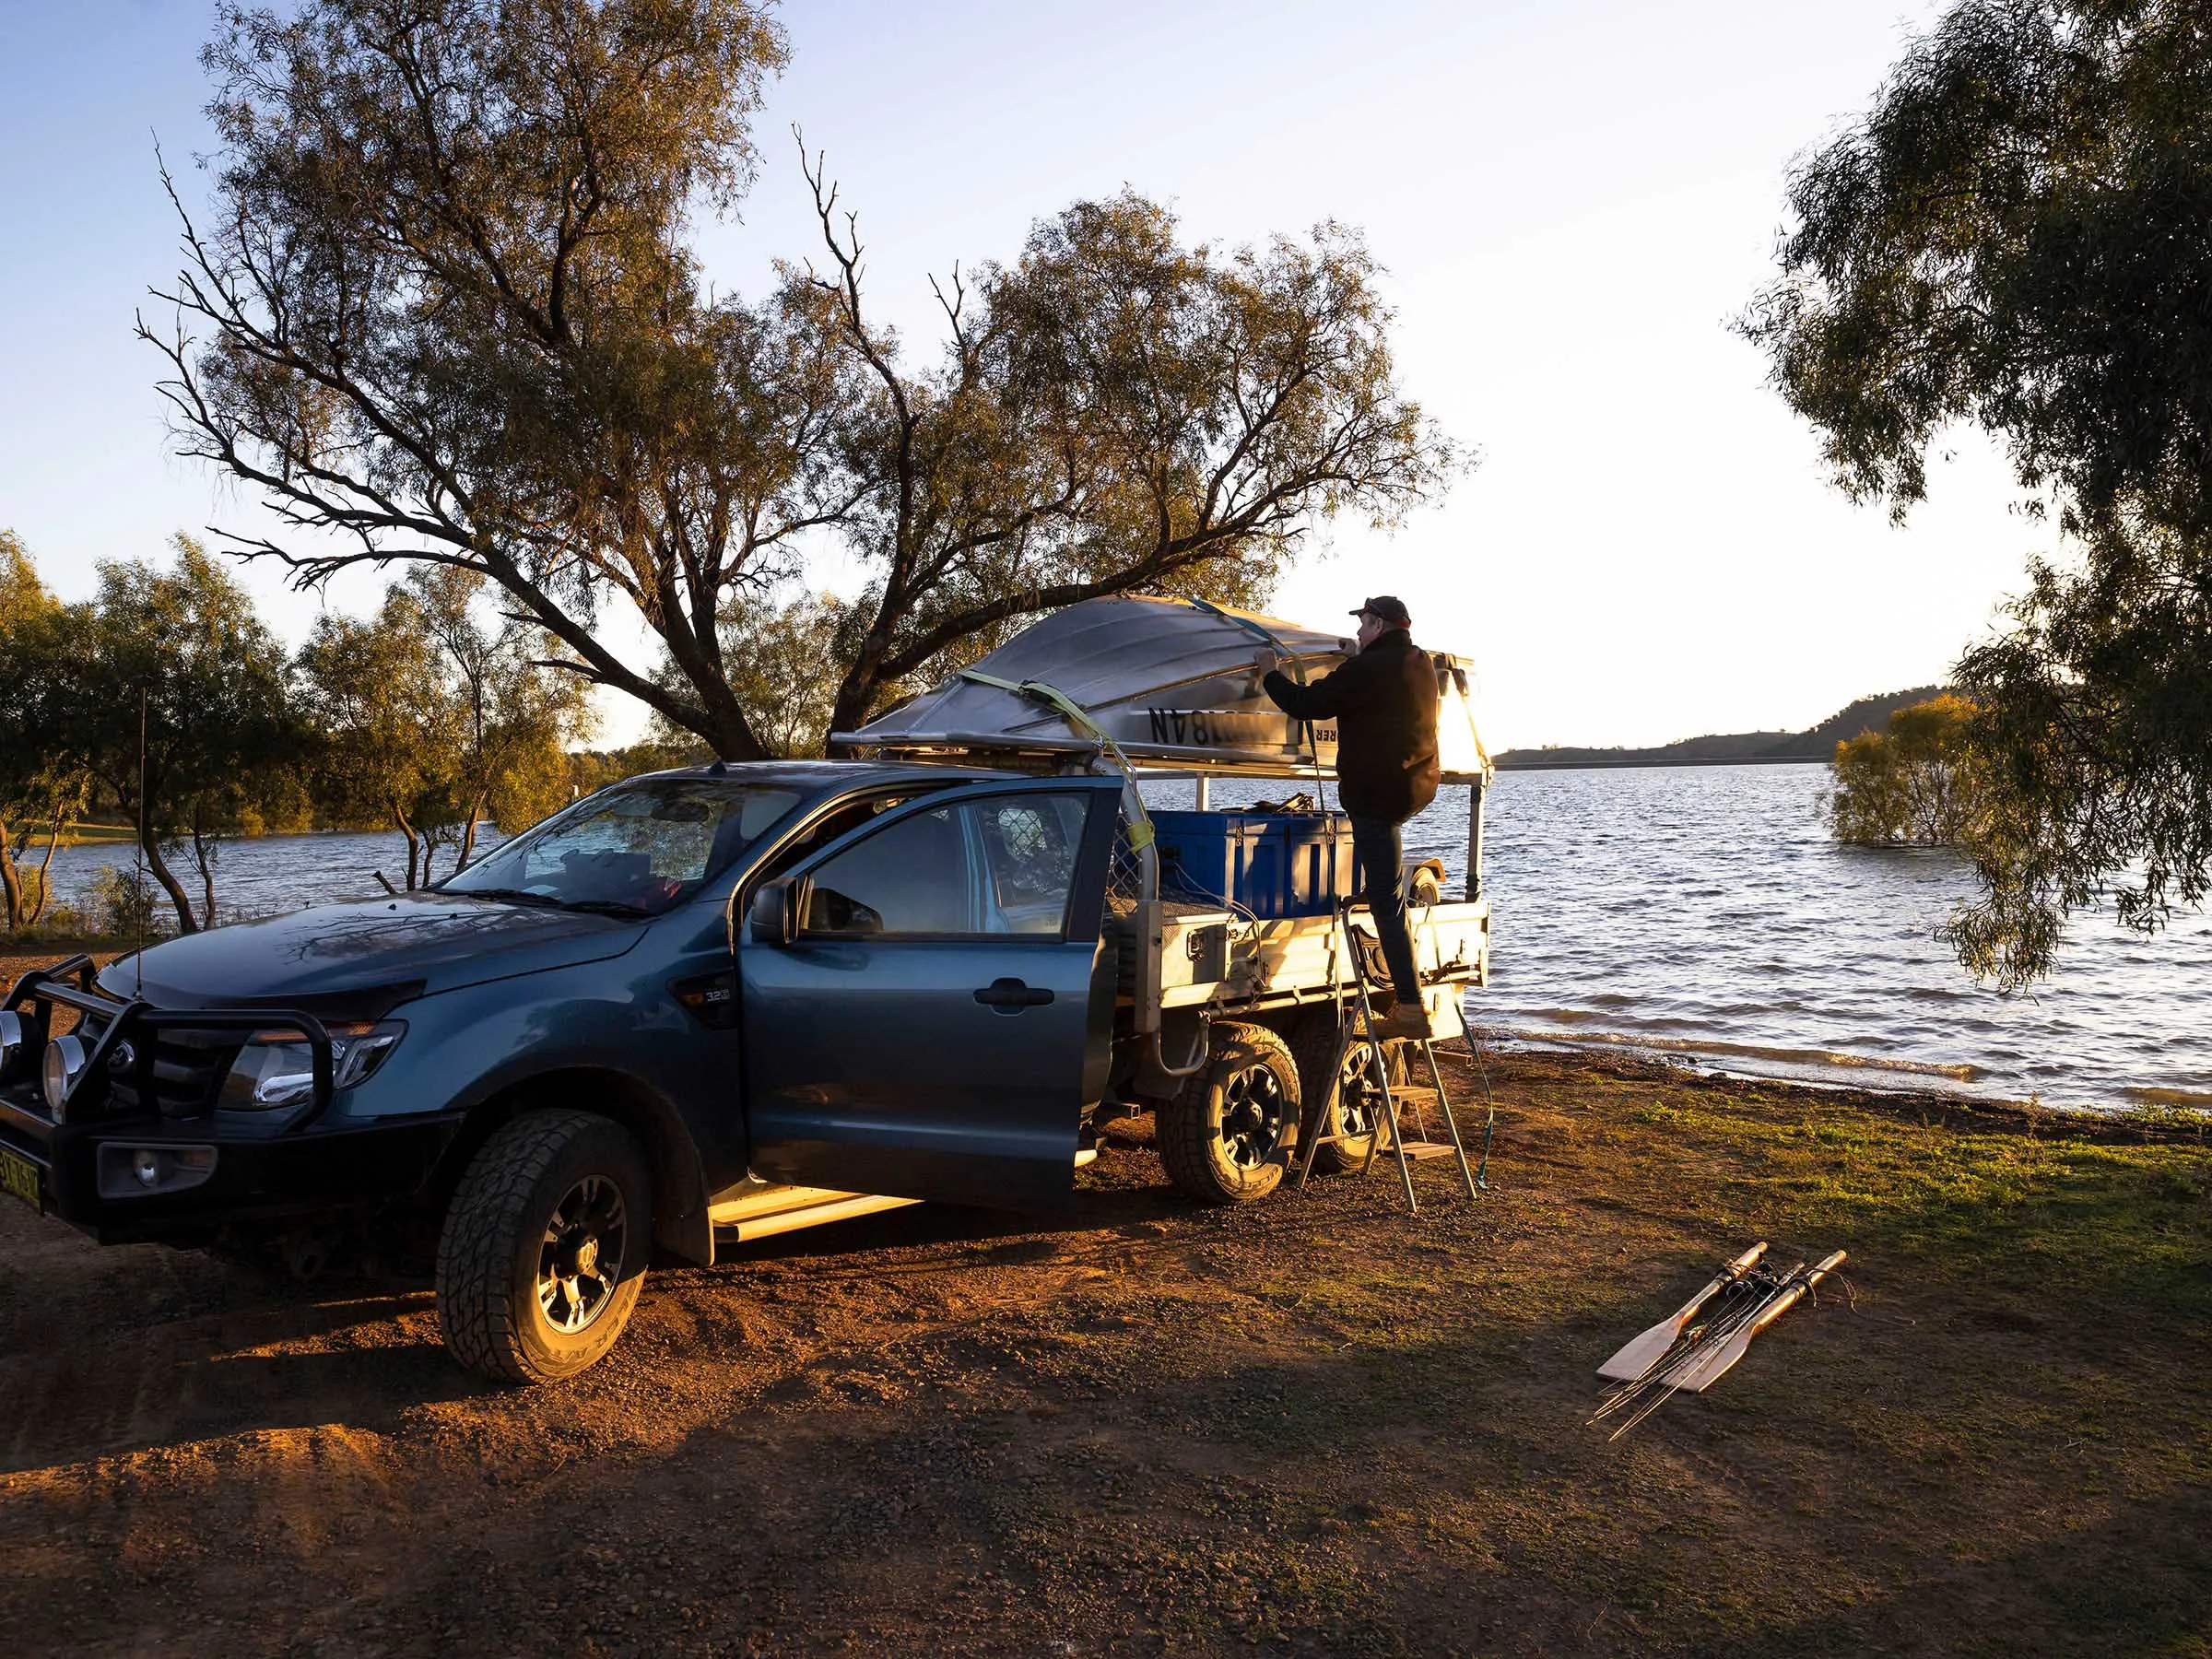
[{"xmin": 443, "ymin": 779, "xmax": 806, "ymax": 917}]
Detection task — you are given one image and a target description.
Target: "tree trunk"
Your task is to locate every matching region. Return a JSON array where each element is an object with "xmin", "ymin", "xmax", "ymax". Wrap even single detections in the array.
[
  {"xmin": 708, "ymin": 706, "xmax": 771, "ymax": 764},
  {"xmin": 191, "ymin": 818, "xmax": 218, "ymax": 929},
  {"xmin": 457, "ymin": 793, "xmax": 488, "ymax": 873},
  {"xmin": 394, "ymin": 804, "xmax": 422, "ymax": 890},
  {"xmin": 28, "ymin": 806, "xmax": 63, "ymax": 926},
  {"xmin": 141, "ymin": 827, "xmax": 199, "ymax": 936},
  {"xmin": 0, "ymin": 818, "xmax": 20, "ymax": 932},
  {"xmin": 828, "ymin": 648, "xmax": 887, "ymax": 749}
]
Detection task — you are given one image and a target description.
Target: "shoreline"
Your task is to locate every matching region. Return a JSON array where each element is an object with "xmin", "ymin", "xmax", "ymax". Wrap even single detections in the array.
[{"xmin": 1492, "ymin": 753, "xmax": 1831, "ymax": 771}]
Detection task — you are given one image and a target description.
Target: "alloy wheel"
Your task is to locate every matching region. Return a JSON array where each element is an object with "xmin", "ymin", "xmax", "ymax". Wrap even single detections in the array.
[
  {"xmin": 536, "ymin": 1174, "xmax": 628, "ymax": 1335},
  {"xmin": 1218, "ymin": 1063, "xmax": 1288, "ymax": 1170}
]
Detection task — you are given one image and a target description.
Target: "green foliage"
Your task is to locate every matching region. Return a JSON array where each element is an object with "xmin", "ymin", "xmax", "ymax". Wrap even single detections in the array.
[
  {"xmin": 399, "ymin": 566, "xmax": 596, "ymax": 869},
  {"xmin": 295, "ymin": 571, "xmax": 591, "ymax": 888},
  {"xmin": 149, "ymin": 3, "xmax": 1458, "ymax": 759},
  {"xmin": 1742, "ymin": 0, "xmax": 2212, "ymax": 986},
  {"xmin": 653, "ymin": 585, "xmax": 853, "ymax": 758},
  {"xmin": 799, "ymin": 178, "xmax": 1460, "ymax": 734},
  {"xmin": 1831, "ymin": 694, "xmax": 1987, "ymax": 845},
  {"xmin": 32, "ymin": 537, "xmax": 300, "ymax": 935},
  {"xmin": 86, "ymin": 866, "xmax": 163, "ymax": 941},
  {"xmin": 0, "ymin": 530, "xmax": 82, "ymax": 931}
]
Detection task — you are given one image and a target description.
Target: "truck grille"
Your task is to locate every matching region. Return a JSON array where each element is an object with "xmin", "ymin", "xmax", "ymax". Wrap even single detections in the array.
[{"xmin": 106, "ymin": 1030, "xmax": 241, "ymax": 1119}]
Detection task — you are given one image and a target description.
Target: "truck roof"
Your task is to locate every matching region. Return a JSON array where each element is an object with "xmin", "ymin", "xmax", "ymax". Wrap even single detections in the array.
[{"xmin": 629, "ymin": 758, "xmax": 1023, "ymax": 790}]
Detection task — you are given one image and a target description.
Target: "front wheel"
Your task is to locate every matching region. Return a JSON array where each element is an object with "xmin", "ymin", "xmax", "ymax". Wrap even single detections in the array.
[
  {"xmin": 1155, "ymin": 1023, "xmax": 1300, "ymax": 1205},
  {"xmin": 436, "ymin": 1110, "xmax": 653, "ymax": 1383}
]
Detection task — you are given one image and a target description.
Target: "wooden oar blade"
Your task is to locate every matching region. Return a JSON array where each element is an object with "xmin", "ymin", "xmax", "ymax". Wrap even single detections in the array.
[
  {"xmin": 1595, "ymin": 1242, "xmax": 1767, "ymax": 1382},
  {"xmin": 1597, "ymin": 1319, "xmax": 1691, "ymax": 1382},
  {"xmin": 1665, "ymin": 1326, "xmax": 1757, "ymax": 1394}
]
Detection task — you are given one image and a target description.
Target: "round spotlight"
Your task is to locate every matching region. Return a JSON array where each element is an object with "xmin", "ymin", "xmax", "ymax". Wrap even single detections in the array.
[
  {"xmin": 133, "ymin": 1148, "xmax": 162, "ymax": 1189},
  {"xmin": 42, "ymin": 1034, "xmax": 88, "ymax": 1118},
  {"xmin": 0, "ymin": 1010, "xmax": 21, "ymax": 1077}
]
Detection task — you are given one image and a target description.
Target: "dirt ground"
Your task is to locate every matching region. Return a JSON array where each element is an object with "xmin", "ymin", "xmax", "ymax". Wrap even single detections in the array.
[{"xmin": 2, "ymin": 1041, "xmax": 2209, "ymax": 1659}]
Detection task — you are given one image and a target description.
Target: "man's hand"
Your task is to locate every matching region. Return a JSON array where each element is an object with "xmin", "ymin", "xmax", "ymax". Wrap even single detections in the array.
[{"xmin": 1251, "ymin": 646, "xmax": 1281, "ymax": 678}]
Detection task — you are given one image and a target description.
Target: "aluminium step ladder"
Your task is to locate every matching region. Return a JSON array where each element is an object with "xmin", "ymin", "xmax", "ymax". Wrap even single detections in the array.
[{"xmin": 1292, "ymin": 893, "xmax": 1483, "ymax": 1213}]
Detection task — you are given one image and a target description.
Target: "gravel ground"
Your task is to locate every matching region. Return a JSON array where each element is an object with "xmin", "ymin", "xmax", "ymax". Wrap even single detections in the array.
[{"xmin": 1, "ymin": 1046, "xmax": 2208, "ymax": 1657}]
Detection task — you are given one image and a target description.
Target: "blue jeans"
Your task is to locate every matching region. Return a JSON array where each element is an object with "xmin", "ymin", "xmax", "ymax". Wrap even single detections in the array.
[{"xmin": 1350, "ymin": 816, "xmax": 1422, "ymax": 1004}]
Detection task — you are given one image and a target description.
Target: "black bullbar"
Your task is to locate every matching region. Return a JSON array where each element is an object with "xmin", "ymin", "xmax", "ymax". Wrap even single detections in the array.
[
  {"xmin": 1, "ymin": 958, "xmax": 338, "ymax": 1127},
  {"xmin": 1, "ymin": 960, "xmax": 462, "ymax": 1242}
]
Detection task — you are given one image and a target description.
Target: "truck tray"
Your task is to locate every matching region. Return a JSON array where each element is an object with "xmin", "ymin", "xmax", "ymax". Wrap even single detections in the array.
[{"xmin": 1111, "ymin": 898, "xmax": 1488, "ymax": 1023}]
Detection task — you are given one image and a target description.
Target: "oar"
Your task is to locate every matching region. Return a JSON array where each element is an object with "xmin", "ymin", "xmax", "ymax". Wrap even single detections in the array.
[
  {"xmin": 1603, "ymin": 1262, "xmax": 1801, "ymax": 1439},
  {"xmin": 1666, "ymin": 1250, "xmax": 1847, "ymax": 1394},
  {"xmin": 1596, "ymin": 1241, "xmax": 1769, "ymax": 1382}
]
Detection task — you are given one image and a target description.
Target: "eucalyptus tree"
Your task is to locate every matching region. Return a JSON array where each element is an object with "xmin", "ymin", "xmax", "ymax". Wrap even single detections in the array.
[
  {"xmin": 1741, "ymin": 0, "xmax": 2212, "ymax": 985},
  {"xmin": 50, "ymin": 540, "xmax": 300, "ymax": 934},
  {"xmin": 147, "ymin": 0, "xmax": 843, "ymax": 762},
  {"xmin": 402, "ymin": 565, "xmax": 595, "ymax": 869},
  {"xmin": 0, "ymin": 533, "xmax": 84, "ymax": 931},
  {"xmin": 150, "ymin": 1, "xmax": 1461, "ymax": 761},
  {"xmin": 795, "ymin": 167, "xmax": 1459, "ymax": 732}
]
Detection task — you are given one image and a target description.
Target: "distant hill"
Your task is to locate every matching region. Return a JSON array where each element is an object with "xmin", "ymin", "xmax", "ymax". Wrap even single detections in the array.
[{"xmin": 1495, "ymin": 686, "xmax": 1946, "ymax": 770}]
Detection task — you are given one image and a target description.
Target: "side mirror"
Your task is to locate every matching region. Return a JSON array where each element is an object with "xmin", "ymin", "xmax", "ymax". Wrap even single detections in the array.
[{"xmin": 748, "ymin": 876, "xmax": 806, "ymax": 947}]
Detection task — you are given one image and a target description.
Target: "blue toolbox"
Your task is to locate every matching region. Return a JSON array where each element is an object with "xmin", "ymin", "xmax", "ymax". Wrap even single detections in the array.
[{"xmin": 1151, "ymin": 810, "xmax": 1358, "ymax": 919}]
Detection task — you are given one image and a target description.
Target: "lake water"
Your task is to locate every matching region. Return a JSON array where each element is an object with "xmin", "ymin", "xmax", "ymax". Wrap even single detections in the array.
[
  {"xmin": 39, "ymin": 827, "xmax": 507, "ymax": 928},
  {"xmin": 32, "ymin": 763, "xmax": 2212, "ymax": 1110},
  {"xmin": 1171, "ymin": 763, "xmax": 2212, "ymax": 1112}
]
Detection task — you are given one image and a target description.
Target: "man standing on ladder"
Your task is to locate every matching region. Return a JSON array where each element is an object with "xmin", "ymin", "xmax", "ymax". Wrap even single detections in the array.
[{"xmin": 1252, "ymin": 594, "xmax": 1441, "ymax": 1039}]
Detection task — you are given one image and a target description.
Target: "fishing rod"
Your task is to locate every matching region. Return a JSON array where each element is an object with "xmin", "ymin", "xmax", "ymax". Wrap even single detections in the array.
[
  {"xmin": 1591, "ymin": 1259, "xmax": 1799, "ymax": 1429},
  {"xmin": 1666, "ymin": 1250, "xmax": 1848, "ymax": 1395},
  {"xmin": 1594, "ymin": 1251, "xmax": 1846, "ymax": 1438},
  {"xmin": 1597, "ymin": 1241, "xmax": 1768, "ymax": 1382},
  {"xmin": 1600, "ymin": 1263, "xmax": 1802, "ymax": 1438}
]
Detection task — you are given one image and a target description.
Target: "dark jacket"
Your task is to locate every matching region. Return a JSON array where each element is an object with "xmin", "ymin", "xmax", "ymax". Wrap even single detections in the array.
[{"xmin": 1262, "ymin": 628, "xmax": 1441, "ymax": 823}]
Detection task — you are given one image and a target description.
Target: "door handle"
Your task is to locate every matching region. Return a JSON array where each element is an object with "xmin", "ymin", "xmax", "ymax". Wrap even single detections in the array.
[{"xmin": 973, "ymin": 977, "xmax": 1055, "ymax": 1012}]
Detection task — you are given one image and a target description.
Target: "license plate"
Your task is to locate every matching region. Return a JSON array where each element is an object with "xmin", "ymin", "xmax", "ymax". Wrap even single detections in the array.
[{"xmin": 0, "ymin": 1146, "xmax": 42, "ymax": 1215}]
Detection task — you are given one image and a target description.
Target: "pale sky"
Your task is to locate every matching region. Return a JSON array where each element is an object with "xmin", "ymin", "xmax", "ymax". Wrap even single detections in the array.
[{"xmin": 0, "ymin": 0, "xmax": 2042, "ymax": 750}]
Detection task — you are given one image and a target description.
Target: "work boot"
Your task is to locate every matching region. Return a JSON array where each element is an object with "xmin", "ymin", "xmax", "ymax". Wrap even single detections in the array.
[{"xmin": 1368, "ymin": 1003, "xmax": 1431, "ymax": 1041}]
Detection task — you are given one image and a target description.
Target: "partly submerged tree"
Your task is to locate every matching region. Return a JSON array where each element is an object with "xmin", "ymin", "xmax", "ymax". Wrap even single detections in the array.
[
  {"xmin": 1831, "ymin": 694, "xmax": 1986, "ymax": 847},
  {"xmin": 402, "ymin": 566, "xmax": 594, "ymax": 869},
  {"xmin": 295, "ymin": 592, "xmax": 459, "ymax": 891},
  {"xmin": 1741, "ymin": 0, "xmax": 2212, "ymax": 986},
  {"xmin": 149, "ymin": 1, "xmax": 1458, "ymax": 760},
  {"xmin": 299, "ymin": 573, "xmax": 593, "ymax": 888}
]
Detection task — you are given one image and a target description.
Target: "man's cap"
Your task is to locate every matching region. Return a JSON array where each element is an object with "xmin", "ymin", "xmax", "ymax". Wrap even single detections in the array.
[{"xmin": 1350, "ymin": 594, "xmax": 1411, "ymax": 628}]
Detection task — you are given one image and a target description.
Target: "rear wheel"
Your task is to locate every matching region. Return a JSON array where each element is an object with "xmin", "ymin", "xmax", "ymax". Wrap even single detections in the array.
[
  {"xmin": 1156, "ymin": 1023, "xmax": 1300, "ymax": 1205},
  {"xmin": 436, "ymin": 1110, "xmax": 652, "ymax": 1384},
  {"xmin": 1291, "ymin": 1015, "xmax": 1388, "ymax": 1174}
]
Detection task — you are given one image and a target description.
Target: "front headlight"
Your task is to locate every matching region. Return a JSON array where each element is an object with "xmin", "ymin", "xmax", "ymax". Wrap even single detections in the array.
[
  {"xmin": 218, "ymin": 1021, "xmax": 406, "ymax": 1112},
  {"xmin": 42, "ymin": 1033, "xmax": 88, "ymax": 1117}
]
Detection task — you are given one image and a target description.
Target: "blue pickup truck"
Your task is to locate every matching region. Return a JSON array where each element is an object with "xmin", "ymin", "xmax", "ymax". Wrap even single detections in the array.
[{"xmin": 0, "ymin": 602, "xmax": 1491, "ymax": 1383}]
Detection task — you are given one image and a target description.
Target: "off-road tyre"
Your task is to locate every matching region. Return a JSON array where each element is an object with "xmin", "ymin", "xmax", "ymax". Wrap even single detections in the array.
[
  {"xmin": 1290, "ymin": 1014, "xmax": 1389, "ymax": 1174},
  {"xmin": 436, "ymin": 1110, "xmax": 652, "ymax": 1384},
  {"xmin": 1156, "ymin": 1022, "xmax": 1300, "ymax": 1205}
]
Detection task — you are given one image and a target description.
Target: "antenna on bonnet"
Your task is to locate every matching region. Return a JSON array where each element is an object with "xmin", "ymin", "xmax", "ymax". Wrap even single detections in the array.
[{"xmin": 135, "ymin": 684, "xmax": 147, "ymax": 997}]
